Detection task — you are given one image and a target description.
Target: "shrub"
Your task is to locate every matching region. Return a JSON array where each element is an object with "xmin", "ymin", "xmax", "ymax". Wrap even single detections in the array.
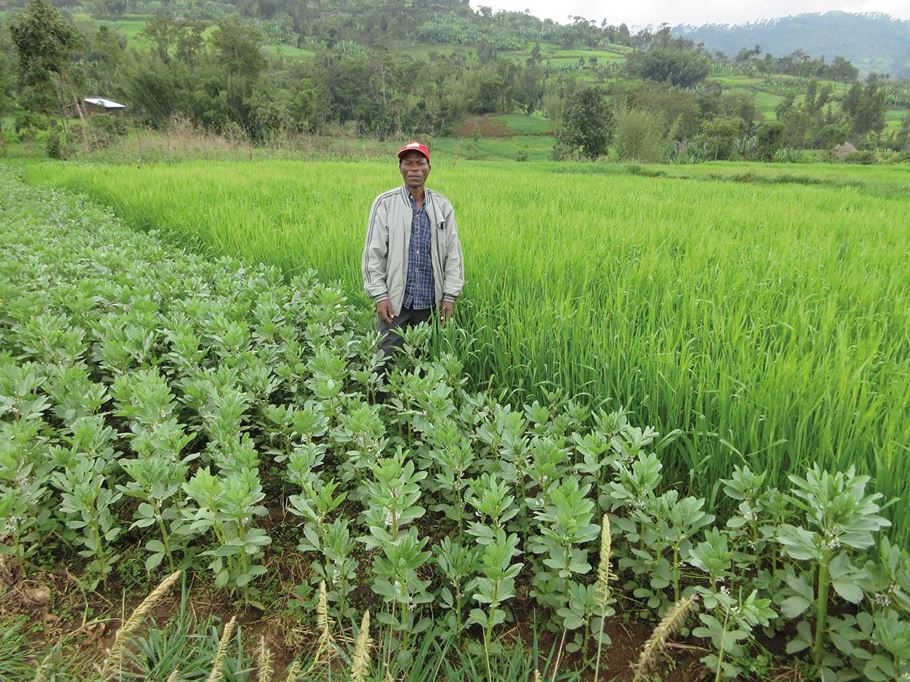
[
  {"xmin": 844, "ymin": 150, "xmax": 877, "ymax": 164},
  {"xmin": 14, "ymin": 111, "xmax": 45, "ymax": 142},
  {"xmin": 614, "ymin": 108, "xmax": 667, "ymax": 162}
]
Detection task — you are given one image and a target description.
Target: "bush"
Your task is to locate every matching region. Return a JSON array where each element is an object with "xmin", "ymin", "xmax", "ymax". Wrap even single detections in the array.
[
  {"xmin": 14, "ymin": 111, "xmax": 46, "ymax": 142},
  {"xmin": 843, "ymin": 149, "xmax": 877, "ymax": 164},
  {"xmin": 88, "ymin": 114, "xmax": 128, "ymax": 149},
  {"xmin": 772, "ymin": 147, "xmax": 814, "ymax": 163},
  {"xmin": 614, "ymin": 108, "xmax": 667, "ymax": 162},
  {"xmin": 45, "ymin": 128, "xmax": 75, "ymax": 159}
]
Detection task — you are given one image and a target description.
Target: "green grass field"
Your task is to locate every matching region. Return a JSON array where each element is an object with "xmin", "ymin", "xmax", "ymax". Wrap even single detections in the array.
[
  {"xmin": 639, "ymin": 160, "xmax": 910, "ymax": 188},
  {"xmin": 24, "ymin": 158, "xmax": 910, "ymax": 538},
  {"xmin": 433, "ymin": 135, "xmax": 554, "ymax": 160},
  {"xmin": 492, "ymin": 113, "xmax": 554, "ymax": 135},
  {"xmin": 71, "ymin": 12, "xmax": 155, "ymax": 43}
]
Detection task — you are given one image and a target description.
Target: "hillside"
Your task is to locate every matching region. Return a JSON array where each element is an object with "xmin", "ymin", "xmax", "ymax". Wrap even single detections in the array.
[
  {"xmin": 1, "ymin": 0, "xmax": 908, "ymax": 162},
  {"xmin": 675, "ymin": 11, "xmax": 910, "ymax": 78}
]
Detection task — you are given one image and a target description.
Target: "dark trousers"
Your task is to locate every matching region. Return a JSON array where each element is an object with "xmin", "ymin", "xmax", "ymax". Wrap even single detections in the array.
[
  {"xmin": 377, "ymin": 306, "xmax": 434, "ymax": 359},
  {"xmin": 374, "ymin": 307, "xmax": 433, "ymax": 403}
]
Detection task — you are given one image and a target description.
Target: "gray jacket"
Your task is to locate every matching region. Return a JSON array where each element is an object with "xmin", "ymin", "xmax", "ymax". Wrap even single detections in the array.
[{"xmin": 362, "ymin": 185, "xmax": 465, "ymax": 317}]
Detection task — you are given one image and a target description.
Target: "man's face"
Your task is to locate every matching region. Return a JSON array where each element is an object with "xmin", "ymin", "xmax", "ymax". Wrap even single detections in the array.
[{"xmin": 399, "ymin": 152, "xmax": 431, "ymax": 189}]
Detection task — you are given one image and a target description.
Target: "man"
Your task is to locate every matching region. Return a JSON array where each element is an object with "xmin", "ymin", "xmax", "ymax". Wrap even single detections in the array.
[{"xmin": 362, "ymin": 141, "xmax": 465, "ymax": 361}]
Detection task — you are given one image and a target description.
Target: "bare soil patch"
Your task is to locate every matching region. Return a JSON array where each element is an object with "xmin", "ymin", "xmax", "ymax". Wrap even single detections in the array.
[{"xmin": 454, "ymin": 115, "xmax": 512, "ymax": 138}]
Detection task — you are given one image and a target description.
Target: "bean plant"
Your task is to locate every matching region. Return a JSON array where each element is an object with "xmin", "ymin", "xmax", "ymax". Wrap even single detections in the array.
[
  {"xmin": 182, "ymin": 467, "xmax": 271, "ymax": 597},
  {"xmin": 776, "ymin": 465, "xmax": 891, "ymax": 677}
]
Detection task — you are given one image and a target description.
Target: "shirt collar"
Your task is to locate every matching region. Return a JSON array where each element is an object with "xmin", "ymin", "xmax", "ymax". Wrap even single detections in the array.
[{"xmin": 405, "ymin": 187, "xmax": 428, "ymax": 209}]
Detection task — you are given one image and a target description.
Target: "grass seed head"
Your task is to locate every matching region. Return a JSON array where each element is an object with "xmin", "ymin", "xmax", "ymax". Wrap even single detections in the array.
[
  {"xmin": 633, "ymin": 594, "xmax": 697, "ymax": 681},
  {"xmin": 258, "ymin": 635, "xmax": 273, "ymax": 682},
  {"xmin": 102, "ymin": 570, "xmax": 181, "ymax": 680},
  {"xmin": 349, "ymin": 610, "xmax": 372, "ymax": 682},
  {"xmin": 207, "ymin": 615, "xmax": 237, "ymax": 682},
  {"xmin": 596, "ymin": 513, "xmax": 613, "ymax": 607}
]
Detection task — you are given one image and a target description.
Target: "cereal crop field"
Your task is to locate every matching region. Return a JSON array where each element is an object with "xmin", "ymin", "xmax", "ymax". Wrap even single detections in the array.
[{"xmin": 25, "ymin": 160, "xmax": 910, "ymax": 539}]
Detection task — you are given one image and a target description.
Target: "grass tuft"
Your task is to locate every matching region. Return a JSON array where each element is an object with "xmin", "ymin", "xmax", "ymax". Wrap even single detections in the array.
[{"xmin": 101, "ymin": 570, "xmax": 182, "ymax": 679}]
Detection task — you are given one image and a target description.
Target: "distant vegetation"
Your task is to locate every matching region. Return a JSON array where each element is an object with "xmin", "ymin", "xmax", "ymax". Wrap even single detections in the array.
[
  {"xmin": 0, "ymin": 0, "xmax": 908, "ymax": 162},
  {"xmin": 676, "ymin": 11, "xmax": 910, "ymax": 79}
]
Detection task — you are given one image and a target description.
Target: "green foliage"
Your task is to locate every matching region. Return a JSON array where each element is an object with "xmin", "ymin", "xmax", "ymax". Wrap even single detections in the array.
[
  {"xmin": 8, "ymin": 0, "xmax": 81, "ymax": 113},
  {"xmin": 752, "ymin": 120, "xmax": 784, "ymax": 160},
  {"xmin": 52, "ymin": 448, "xmax": 123, "ymax": 588},
  {"xmin": 696, "ymin": 115, "xmax": 744, "ymax": 160},
  {"xmin": 776, "ymin": 465, "xmax": 891, "ymax": 676},
  {"xmin": 627, "ymin": 46, "xmax": 711, "ymax": 88},
  {"xmin": 553, "ymin": 86, "xmax": 612, "ymax": 159},
  {"xmin": 613, "ymin": 107, "xmax": 667, "ymax": 162},
  {"xmin": 13, "ymin": 110, "xmax": 44, "ymax": 141},
  {"xmin": 182, "ymin": 466, "xmax": 271, "ymax": 594},
  {"xmin": 25, "ymin": 159, "xmax": 910, "ymax": 549},
  {"xmin": 693, "ymin": 588, "xmax": 776, "ymax": 679}
]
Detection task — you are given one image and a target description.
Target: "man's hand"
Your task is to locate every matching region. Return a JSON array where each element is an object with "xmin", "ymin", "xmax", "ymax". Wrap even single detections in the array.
[
  {"xmin": 441, "ymin": 300, "xmax": 455, "ymax": 323},
  {"xmin": 376, "ymin": 298, "xmax": 394, "ymax": 324}
]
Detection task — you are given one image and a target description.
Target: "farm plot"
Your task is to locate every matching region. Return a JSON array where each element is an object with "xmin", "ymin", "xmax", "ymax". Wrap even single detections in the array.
[
  {"xmin": 3, "ymin": 165, "xmax": 910, "ymax": 681},
  {"xmin": 25, "ymin": 159, "xmax": 910, "ymax": 543}
]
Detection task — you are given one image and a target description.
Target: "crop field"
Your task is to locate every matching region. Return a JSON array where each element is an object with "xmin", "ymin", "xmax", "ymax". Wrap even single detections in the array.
[
  {"xmin": 6, "ymin": 158, "xmax": 910, "ymax": 680},
  {"xmin": 24, "ymin": 159, "xmax": 910, "ymax": 545}
]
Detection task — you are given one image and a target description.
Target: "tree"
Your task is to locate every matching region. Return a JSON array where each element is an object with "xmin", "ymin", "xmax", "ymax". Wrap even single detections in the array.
[
  {"xmin": 831, "ymin": 56, "xmax": 858, "ymax": 87},
  {"xmin": 629, "ymin": 83, "xmax": 701, "ymax": 139},
  {"xmin": 84, "ymin": 26, "xmax": 125, "ymax": 95},
  {"xmin": 140, "ymin": 17, "xmax": 206, "ymax": 66},
  {"xmin": 627, "ymin": 47, "xmax": 711, "ymax": 89},
  {"xmin": 211, "ymin": 18, "xmax": 266, "ymax": 80},
  {"xmin": 553, "ymin": 86, "xmax": 613, "ymax": 159},
  {"xmin": 9, "ymin": 0, "xmax": 82, "ymax": 113},
  {"xmin": 898, "ymin": 110, "xmax": 910, "ymax": 152},
  {"xmin": 842, "ymin": 83, "xmax": 862, "ymax": 120},
  {"xmin": 698, "ymin": 116, "xmax": 742, "ymax": 160},
  {"xmin": 0, "ymin": 51, "xmax": 14, "ymax": 142},
  {"xmin": 91, "ymin": 0, "xmax": 126, "ymax": 19},
  {"xmin": 850, "ymin": 79, "xmax": 886, "ymax": 139},
  {"xmin": 752, "ymin": 121, "xmax": 784, "ymax": 161}
]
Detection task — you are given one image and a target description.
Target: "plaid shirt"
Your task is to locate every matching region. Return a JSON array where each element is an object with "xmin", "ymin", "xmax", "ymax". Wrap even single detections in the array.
[{"xmin": 402, "ymin": 193, "xmax": 435, "ymax": 310}]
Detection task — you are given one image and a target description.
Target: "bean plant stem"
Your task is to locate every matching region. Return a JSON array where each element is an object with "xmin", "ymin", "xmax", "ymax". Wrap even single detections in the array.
[
  {"xmin": 673, "ymin": 545, "xmax": 680, "ymax": 602},
  {"xmin": 156, "ymin": 517, "xmax": 175, "ymax": 572},
  {"xmin": 714, "ymin": 608, "xmax": 730, "ymax": 682},
  {"xmin": 813, "ymin": 552, "xmax": 831, "ymax": 668}
]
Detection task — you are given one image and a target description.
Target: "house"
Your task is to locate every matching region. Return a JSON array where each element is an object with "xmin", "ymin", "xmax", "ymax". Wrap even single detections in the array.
[
  {"xmin": 83, "ymin": 98, "xmax": 127, "ymax": 115},
  {"xmin": 832, "ymin": 142, "xmax": 858, "ymax": 159}
]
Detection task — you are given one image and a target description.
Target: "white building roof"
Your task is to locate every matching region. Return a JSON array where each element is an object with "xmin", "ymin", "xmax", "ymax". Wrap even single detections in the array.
[{"xmin": 84, "ymin": 97, "xmax": 126, "ymax": 109}]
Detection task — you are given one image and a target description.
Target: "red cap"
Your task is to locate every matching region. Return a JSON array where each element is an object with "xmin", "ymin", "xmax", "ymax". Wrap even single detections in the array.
[{"xmin": 397, "ymin": 141, "xmax": 430, "ymax": 163}]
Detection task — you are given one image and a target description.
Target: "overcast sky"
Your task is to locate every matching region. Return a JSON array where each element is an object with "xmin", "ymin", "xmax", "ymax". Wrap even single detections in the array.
[{"xmin": 471, "ymin": 1, "xmax": 910, "ymax": 28}]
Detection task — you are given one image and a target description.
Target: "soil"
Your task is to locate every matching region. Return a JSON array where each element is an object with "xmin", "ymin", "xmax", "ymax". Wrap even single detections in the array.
[
  {"xmin": 453, "ymin": 116, "xmax": 513, "ymax": 138},
  {"xmin": 0, "ymin": 555, "xmax": 710, "ymax": 681}
]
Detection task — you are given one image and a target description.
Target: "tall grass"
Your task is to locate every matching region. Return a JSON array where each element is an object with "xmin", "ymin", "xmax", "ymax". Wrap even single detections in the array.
[{"xmin": 24, "ymin": 159, "xmax": 910, "ymax": 538}]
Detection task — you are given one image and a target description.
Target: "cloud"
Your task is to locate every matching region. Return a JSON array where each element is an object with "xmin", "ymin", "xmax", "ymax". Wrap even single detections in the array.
[{"xmin": 474, "ymin": 0, "xmax": 910, "ymax": 26}]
